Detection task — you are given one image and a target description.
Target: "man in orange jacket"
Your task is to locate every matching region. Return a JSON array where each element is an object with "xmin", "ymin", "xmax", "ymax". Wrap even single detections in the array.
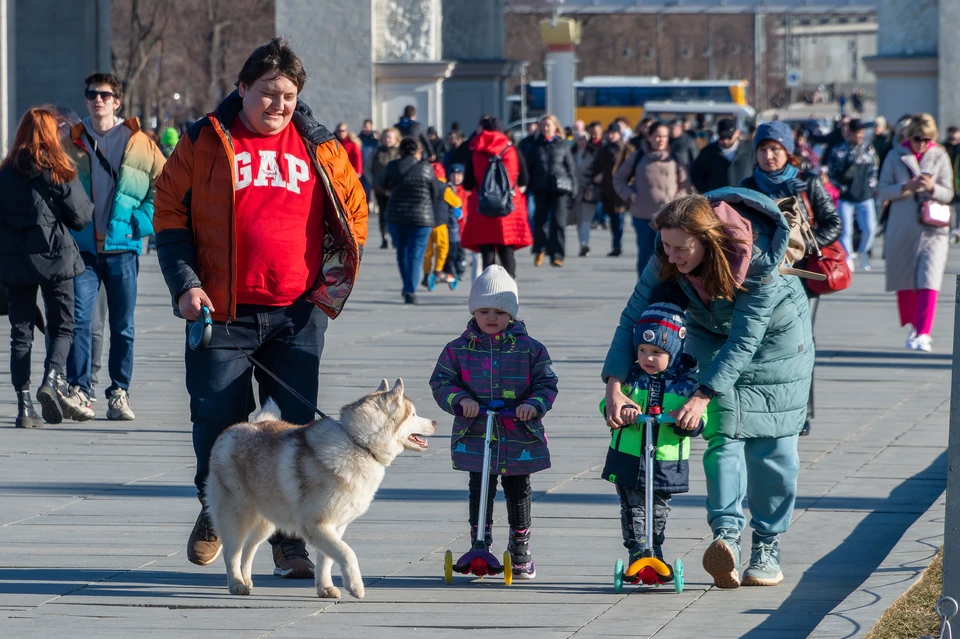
[{"xmin": 153, "ymin": 38, "xmax": 367, "ymax": 577}]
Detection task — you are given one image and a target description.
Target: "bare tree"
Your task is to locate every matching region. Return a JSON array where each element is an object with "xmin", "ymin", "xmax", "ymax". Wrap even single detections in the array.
[{"xmin": 112, "ymin": 0, "xmax": 273, "ymax": 127}]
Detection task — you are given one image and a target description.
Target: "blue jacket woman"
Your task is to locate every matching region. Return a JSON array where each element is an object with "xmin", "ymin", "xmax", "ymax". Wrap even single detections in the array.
[{"xmin": 602, "ymin": 190, "xmax": 813, "ymax": 591}]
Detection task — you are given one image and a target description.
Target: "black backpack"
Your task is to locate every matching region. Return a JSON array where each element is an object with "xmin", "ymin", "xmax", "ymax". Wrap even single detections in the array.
[{"xmin": 477, "ymin": 146, "xmax": 515, "ymax": 217}]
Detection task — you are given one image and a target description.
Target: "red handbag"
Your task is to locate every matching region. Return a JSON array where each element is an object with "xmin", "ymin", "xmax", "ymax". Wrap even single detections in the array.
[{"xmin": 800, "ymin": 192, "xmax": 852, "ymax": 295}]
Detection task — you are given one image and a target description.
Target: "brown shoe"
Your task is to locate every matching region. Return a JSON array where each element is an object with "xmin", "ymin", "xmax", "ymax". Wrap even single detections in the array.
[
  {"xmin": 551, "ymin": 258, "xmax": 563, "ymax": 267},
  {"xmin": 187, "ymin": 505, "xmax": 221, "ymax": 566},
  {"xmin": 272, "ymin": 536, "xmax": 315, "ymax": 578},
  {"xmin": 534, "ymin": 252, "xmax": 545, "ymax": 267}
]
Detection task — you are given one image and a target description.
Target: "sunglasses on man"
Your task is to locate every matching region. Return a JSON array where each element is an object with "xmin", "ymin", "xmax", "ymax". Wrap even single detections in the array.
[{"xmin": 85, "ymin": 90, "xmax": 115, "ymax": 101}]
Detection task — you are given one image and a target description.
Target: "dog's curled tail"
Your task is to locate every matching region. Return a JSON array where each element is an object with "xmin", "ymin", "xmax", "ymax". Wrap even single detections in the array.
[{"xmin": 251, "ymin": 398, "xmax": 282, "ymax": 423}]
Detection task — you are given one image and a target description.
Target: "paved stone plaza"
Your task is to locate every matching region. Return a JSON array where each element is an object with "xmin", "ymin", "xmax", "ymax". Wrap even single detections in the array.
[{"xmin": 0, "ymin": 231, "xmax": 955, "ymax": 638}]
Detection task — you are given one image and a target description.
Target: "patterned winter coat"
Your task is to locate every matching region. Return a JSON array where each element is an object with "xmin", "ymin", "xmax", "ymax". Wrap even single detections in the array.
[
  {"xmin": 430, "ymin": 318, "xmax": 558, "ymax": 476},
  {"xmin": 599, "ymin": 355, "xmax": 706, "ymax": 494}
]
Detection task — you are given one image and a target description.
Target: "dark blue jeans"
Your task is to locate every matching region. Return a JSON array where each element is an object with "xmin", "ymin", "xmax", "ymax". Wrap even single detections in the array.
[
  {"xmin": 67, "ymin": 251, "xmax": 138, "ymax": 395},
  {"xmin": 388, "ymin": 223, "xmax": 432, "ymax": 295},
  {"xmin": 632, "ymin": 217, "xmax": 658, "ymax": 278},
  {"xmin": 185, "ymin": 300, "xmax": 328, "ymax": 496},
  {"xmin": 607, "ymin": 209, "xmax": 625, "ymax": 252}
]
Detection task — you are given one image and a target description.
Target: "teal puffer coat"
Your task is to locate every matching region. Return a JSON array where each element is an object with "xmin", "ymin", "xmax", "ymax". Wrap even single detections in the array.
[{"xmin": 601, "ymin": 188, "xmax": 814, "ymax": 439}]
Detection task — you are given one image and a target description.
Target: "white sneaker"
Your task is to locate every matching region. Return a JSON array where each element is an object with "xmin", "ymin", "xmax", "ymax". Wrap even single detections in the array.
[
  {"xmin": 846, "ymin": 257, "xmax": 855, "ymax": 273},
  {"xmin": 914, "ymin": 334, "xmax": 933, "ymax": 352},
  {"xmin": 905, "ymin": 330, "xmax": 918, "ymax": 350},
  {"xmin": 106, "ymin": 389, "xmax": 136, "ymax": 421},
  {"xmin": 859, "ymin": 259, "xmax": 871, "ymax": 272},
  {"xmin": 58, "ymin": 385, "xmax": 95, "ymax": 421}
]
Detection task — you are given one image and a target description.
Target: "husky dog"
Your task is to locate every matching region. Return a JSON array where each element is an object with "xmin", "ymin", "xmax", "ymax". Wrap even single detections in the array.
[{"xmin": 205, "ymin": 378, "xmax": 436, "ymax": 599}]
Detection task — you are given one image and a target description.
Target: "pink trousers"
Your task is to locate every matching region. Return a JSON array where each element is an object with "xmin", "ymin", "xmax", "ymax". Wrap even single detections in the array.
[{"xmin": 897, "ymin": 289, "xmax": 938, "ymax": 336}]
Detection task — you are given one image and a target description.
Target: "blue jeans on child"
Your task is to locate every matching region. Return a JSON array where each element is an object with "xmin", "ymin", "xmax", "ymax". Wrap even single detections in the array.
[
  {"xmin": 67, "ymin": 251, "xmax": 139, "ymax": 395},
  {"xmin": 838, "ymin": 199, "xmax": 877, "ymax": 262},
  {"xmin": 703, "ymin": 434, "xmax": 800, "ymax": 539},
  {"xmin": 632, "ymin": 217, "xmax": 658, "ymax": 277},
  {"xmin": 387, "ymin": 223, "xmax": 432, "ymax": 295}
]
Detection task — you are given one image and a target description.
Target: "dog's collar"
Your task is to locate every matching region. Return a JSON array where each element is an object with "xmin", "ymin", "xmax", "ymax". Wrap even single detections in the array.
[{"xmin": 336, "ymin": 421, "xmax": 389, "ymax": 466}]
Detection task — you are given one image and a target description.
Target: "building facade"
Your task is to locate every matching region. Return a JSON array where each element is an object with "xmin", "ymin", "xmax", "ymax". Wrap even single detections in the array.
[{"xmin": 505, "ymin": 0, "xmax": 878, "ymax": 111}]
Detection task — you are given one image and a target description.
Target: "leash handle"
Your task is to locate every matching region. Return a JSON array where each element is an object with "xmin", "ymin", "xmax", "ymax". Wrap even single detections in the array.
[{"xmin": 189, "ymin": 316, "xmax": 329, "ymax": 421}]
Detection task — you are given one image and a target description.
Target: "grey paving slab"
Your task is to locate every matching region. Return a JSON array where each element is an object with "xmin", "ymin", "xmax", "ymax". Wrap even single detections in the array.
[{"xmin": 0, "ymin": 231, "xmax": 955, "ymax": 637}]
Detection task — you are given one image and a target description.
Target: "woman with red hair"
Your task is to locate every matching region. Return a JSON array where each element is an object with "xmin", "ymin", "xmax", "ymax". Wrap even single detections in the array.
[{"xmin": 0, "ymin": 106, "xmax": 93, "ymax": 427}]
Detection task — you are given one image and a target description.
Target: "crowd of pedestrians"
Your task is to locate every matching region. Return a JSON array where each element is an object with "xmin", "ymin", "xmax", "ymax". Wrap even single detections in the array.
[{"xmin": 0, "ymin": 33, "xmax": 956, "ymax": 598}]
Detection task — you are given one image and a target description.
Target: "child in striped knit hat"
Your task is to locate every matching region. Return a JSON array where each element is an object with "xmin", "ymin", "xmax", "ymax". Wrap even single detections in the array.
[{"xmin": 600, "ymin": 283, "xmax": 705, "ymax": 567}]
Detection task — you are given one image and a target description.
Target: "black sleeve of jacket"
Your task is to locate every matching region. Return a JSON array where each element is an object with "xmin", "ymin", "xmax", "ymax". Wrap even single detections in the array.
[
  {"xmin": 53, "ymin": 175, "xmax": 94, "ymax": 231},
  {"xmin": 690, "ymin": 151, "xmax": 709, "ymax": 194},
  {"xmin": 463, "ymin": 152, "xmax": 477, "ymax": 191},
  {"xmin": 515, "ymin": 146, "xmax": 529, "ymax": 188},
  {"xmin": 563, "ymin": 145, "xmax": 579, "ymax": 199},
  {"xmin": 156, "ymin": 228, "xmax": 201, "ymax": 304},
  {"xmin": 806, "ymin": 176, "xmax": 842, "ymax": 248}
]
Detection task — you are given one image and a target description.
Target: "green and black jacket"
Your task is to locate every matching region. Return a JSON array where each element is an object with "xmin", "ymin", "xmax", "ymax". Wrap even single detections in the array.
[{"xmin": 599, "ymin": 355, "xmax": 709, "ymax": 494}]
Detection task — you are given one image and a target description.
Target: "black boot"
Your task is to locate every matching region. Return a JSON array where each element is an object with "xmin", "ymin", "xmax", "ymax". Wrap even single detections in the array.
[
  {"xmin": 36, "ymin": 370, "xmax": 64, "ymax": 425},
  {"xmin": 800, "ymin": 420, "xmax": 811, "ymax": 436},
  {"xmin": 16, "ymin": 390, "xmax": 42, "ymax": 428}
]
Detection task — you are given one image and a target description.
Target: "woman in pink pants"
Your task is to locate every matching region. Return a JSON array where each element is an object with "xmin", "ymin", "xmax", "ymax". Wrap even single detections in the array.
[{"xmin": 878, "ymin": 113, "xmax": 955, "ymax": 352}]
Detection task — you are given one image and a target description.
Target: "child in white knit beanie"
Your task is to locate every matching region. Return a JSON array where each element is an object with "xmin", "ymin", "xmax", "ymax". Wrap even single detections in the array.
[{"xmin": 429, "ymin": 265, "xmax": 558, "ymax": 580}]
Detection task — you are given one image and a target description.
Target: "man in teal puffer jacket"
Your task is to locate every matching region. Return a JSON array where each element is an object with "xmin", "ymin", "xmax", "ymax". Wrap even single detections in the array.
[
  {"xmin": 60, "ymin": 72, "xmax": 165, "ymax": 422},
  {"xmin": 602, "ymin": 188, "xmax": 814, "ymax": 590}
]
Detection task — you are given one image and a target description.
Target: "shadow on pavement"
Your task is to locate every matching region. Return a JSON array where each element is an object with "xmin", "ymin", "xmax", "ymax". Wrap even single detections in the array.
[{"xmin": 738, "ymin": 451, "xmax": 946, "ymax": 639}]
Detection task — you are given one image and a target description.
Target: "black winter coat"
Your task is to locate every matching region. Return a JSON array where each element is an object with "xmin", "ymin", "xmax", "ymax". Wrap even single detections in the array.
[
  {"xmin": 670, "ymin": 134, "xmax": 698, "ymax": 170},
  {"xmin": 0, "ymin": 163, "xmax": 93, "ymax": 287},
  {"xmin": 741, "ymin": 171, "xmax": 842, "ymax": 297},
  {"xmin": 691, "ymin": 141, "xmax": 754, "ymax": 194},
  {"xmin": 592, "ymin": 141, "xmax": 633, "ymax": 212},
  {"xmin": 394, "ymin": 117, "xmax": 434, "ymax": 160},
  {"xmin": 525, "ymin": 135, "xmax": 578, "ymax": 198},
  {"xmin": 383, "ymin": 156, "xmax": 440, "ymax": 227}
]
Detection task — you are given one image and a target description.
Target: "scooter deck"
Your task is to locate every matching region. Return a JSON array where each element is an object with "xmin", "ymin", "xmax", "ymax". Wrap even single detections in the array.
[{"xmin": 625, "ymin": 557, "xmax": 674, "ymax": 584}]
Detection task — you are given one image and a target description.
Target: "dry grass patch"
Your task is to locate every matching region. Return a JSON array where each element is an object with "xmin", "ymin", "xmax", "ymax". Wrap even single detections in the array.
[{"xmin": 865, "ymin": 546, "xmax": 943, "ymax": 639}]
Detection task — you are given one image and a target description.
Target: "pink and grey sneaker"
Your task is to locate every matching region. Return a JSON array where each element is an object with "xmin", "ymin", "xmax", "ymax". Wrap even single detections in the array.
[{"xmin": 508, "ymin": 528, "xmax": 536, "ymax": 580}]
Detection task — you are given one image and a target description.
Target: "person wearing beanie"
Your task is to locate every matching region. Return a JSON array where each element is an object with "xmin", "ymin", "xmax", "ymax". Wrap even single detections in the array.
[
  {"xmin": 430, "ymin": 264, "xmax": 558, "ymax": 580},
  {"xmin": 741, "ymin": 122, "xmax": 841, "ymax": 439},
  {"xmin": 599, "ymin": 283, "xmax": 705, "ymax": 571},
  {"xmin": 442, "ymin": 163, "xmax": 468, "ymax": 282},
  {"xmin": 160, "ymin": 127, "xmax": 179, "ymax": 158},
  {"xmin": 824, "ymin": 118, "xmax": 879, "ymax": 272}
]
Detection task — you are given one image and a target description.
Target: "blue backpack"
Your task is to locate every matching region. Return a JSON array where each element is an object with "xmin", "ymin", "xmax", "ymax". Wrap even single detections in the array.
[{"xmin": 477, "ymin": 147, "xmax": 515, "ymax": 217}]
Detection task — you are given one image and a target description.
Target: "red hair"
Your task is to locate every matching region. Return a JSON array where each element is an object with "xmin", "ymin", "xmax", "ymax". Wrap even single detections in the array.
[{"xmin": 1, "ymin": 106, "xmax": 77, "ymax": 184}]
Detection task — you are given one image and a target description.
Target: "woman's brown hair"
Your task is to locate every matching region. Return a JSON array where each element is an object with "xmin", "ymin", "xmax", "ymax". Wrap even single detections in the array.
[
  {"xmin": 652, "ymin": 195, "xmax": 750, "ymax": 301},
  {"xmin": 1, "ymin": 106, "xmax": 77, "ymax": 184}
]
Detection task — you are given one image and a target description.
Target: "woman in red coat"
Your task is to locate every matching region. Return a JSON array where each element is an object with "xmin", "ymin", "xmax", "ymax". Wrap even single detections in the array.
[{"xmin": 461, "ymin": 117, "xmax": 531, "ymax": 278}]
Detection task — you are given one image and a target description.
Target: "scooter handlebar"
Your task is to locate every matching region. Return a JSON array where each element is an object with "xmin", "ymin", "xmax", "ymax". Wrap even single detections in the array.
[
  {"xmin": 453, "ymin": 405, "xmax": 518, "ymax": 420},
  {"xmin": 619, "ymin": 406, "xmax": 676, "ymax": 425}
]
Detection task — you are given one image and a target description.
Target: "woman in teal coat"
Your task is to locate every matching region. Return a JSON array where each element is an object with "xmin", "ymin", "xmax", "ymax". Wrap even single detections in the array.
[{"xmin": 602, "ymin": 190, "xmax": 813, "ymax": 590}]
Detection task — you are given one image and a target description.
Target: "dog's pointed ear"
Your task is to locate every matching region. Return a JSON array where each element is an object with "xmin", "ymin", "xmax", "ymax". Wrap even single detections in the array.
[
  {"xmin": 391, "ymin": 378, "xmax": 405, "ymax": 398},
  {"xmin": 376, "ymin": 379, "xmax": 390, "ymax": 393}
]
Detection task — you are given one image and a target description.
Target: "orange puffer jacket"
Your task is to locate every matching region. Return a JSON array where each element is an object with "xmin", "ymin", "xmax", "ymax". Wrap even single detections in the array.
[{"xmin": 153, "ymin": 91, "xmax": 367, "ymax": 321}]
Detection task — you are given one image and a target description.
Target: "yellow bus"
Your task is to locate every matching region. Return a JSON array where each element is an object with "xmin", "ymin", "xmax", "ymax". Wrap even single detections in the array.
[{"xmin": 507, "ymin": 76, "xmax": 750, "ymax": 128}]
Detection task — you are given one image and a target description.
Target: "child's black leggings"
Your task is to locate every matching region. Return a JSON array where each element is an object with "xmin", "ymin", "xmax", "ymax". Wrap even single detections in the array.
[{"xmin": 468, "ymin": 472, "xmax": 531, "ymax": 530}]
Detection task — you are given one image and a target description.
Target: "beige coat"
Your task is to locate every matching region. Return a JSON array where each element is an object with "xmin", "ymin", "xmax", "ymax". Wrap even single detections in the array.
[
  {"xmin": 877, "ymin": 145, "xmax": 954, "ymax": 292},
  {"xmin": 613, "ymin": 150, "xmax": 689, "ymax": 220}
]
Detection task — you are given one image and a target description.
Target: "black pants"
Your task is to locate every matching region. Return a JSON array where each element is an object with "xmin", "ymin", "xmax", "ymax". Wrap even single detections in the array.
[
  {"xmin": 533, "ymin": 191, "xmax": 569, "ymax": 261},
  {"xmin": 7, "ymin": 280, "xmax": 74, "ymax": 391},
  {"xmin": 469, "ymin": 472, "xmax": 532, "ymax": 530},
  {"xmin": 478, "ymin": 244, "xmax": 516, "ymax": 279},
  {"xmin": 616, "ymin": 484, "xmax": 672, "ymax": 549},
  {"xmin": 807, "ymin": 296, "xmax": 819, "ymax": 421},
  {"xmin": 375, "ymin": 193, "xmax": 390, "ymax": 245},
  {"xmin": 443, "ymin": 241, "xmax": 464, "ymax": 278}
]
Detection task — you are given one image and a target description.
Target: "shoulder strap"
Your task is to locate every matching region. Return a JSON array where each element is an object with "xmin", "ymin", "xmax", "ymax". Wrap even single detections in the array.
[
  {"xmin": 83, "ymin": 130, "xmax": 119, "ymax": 184},
  {"xmin": 798, "ymin": 189, "xmax": 814, "ymax": 224}
]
